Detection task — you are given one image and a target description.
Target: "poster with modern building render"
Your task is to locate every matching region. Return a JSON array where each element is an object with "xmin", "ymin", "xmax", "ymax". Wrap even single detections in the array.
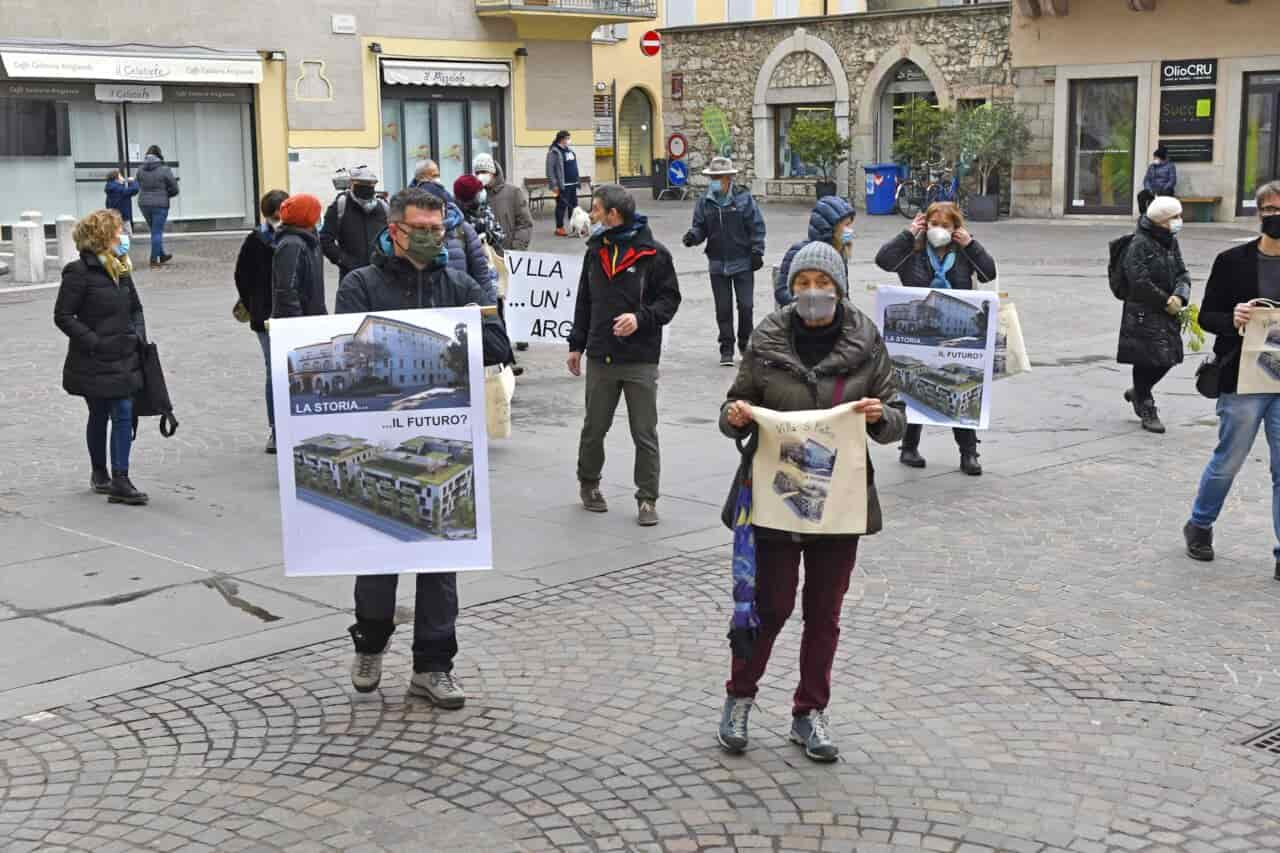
[
  {"xmin": 269, "ymin": 307, "xmax": 491, "ymax": 577},
  {"xmin": 874, "ymin": 286, "xmax": 999, "ymax": 430}
]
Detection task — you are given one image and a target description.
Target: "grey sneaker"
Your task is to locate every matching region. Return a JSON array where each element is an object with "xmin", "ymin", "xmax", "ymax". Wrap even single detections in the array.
[
  {"xmin": 410, "ymin": 670, "xmax": 466, "ymax": 709},
  {"xmin": 350, "ymin": 651, "xmax": 384, "ymax": 693},
  {"xmin": 580, "ymin": 483, "xmax": 608, "ymax": 513},
  {"xmin": 265, "ymin": 429, "xmax": 277, "ymax": 455},
  {"xmin": 637, "ymin": 500, "xmax": 659, "ymax": 527},
  {"xmin": 790, "ymin": 710, "xmax": 838, "ymax": 763},
  {"xmin": 717, "ymin": 696, "xmax": 753, "ymax": 754}
]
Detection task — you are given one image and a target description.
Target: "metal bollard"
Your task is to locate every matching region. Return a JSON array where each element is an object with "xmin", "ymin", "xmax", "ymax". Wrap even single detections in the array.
[
  {"xmin": 12, "ymin": 222, "xmax": 44, "ymax": 283},
  {"xmin": 56, "ymin": 215, "xmax": 77, "ymax": 267},
  {"xmin": 19, "ymin": 210, "xmax": 44, "ymax": 231}
]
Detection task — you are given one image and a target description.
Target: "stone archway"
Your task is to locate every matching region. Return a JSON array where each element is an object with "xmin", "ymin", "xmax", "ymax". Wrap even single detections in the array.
[
  {"xmin": 853, "ymin": 44, "xmax": 952, "ymax": 181},
  {"xmin": 751, "ymin": 27, "xmax": 851, "ymax": 196}
]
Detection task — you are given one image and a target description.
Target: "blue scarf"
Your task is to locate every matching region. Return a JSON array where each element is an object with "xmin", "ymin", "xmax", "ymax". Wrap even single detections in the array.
[{"xmin": 926, "ymin": 246, "xmax": 955, "ymax": 289}]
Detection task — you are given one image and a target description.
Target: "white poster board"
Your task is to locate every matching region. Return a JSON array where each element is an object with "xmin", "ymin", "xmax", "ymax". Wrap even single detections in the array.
[
  {"xmin": 270, "ymin": 307, "xmax": 491, "ymax": 577},
  {"xmin": 874, "ymin": 285, "xmax": 999, "ymax": 430},
  {"xmin": 503, "ymin": 251, "xmax": 584, "ymax": 344}
]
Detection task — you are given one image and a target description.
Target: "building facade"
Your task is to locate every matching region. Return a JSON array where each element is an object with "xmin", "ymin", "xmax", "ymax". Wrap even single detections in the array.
[
  {"xmin": 288, "ymin": 316, "xmax": 457, "ymax": 396},
  {"xmin": 1, "ymin": 0, "xmax": 656, "ymax": 229},
  {"xmin": 1010, "ymin": 0, "xmax": 1280, "ymax": 220}
]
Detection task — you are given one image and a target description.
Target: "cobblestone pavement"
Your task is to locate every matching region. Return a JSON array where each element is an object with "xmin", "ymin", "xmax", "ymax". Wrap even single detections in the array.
[{"xmin": 4, "ymin": 207, "xmax": 1280, "ymax": 850}]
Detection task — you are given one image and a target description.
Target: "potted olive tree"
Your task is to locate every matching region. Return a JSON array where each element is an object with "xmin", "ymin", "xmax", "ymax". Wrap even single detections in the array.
[
  {"xmin": 786, "ymin": 113, "xmax": 849, "ymax": 200},
  {"xmin": 946, "ymin": 101, "xmax": 1032, "ymax": 222}
]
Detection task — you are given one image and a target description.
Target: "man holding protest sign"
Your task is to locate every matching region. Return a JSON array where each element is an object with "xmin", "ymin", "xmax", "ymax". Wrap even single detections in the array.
[
  {"xmin": 335, "ymin": 187, "xmax": 512, "ymax": 705},
  {"xmin": 568, "ymin": 185, "xmax": 681, "ymax": 527},
  {"xmin": 1184, "ymin": 180, "xmax": 1280, "ymax": 580}
]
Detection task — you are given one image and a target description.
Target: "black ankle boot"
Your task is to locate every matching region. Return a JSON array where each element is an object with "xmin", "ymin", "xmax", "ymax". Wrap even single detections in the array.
[
  {"xmin": 899, "ymin": 425, "xmax": 926, "ymax": 468},
  {"xmin": 108, "ymin": 471, "xmax": 149, "ymax": 505},
  {"xmin": 960, "ymin": 449, "xmax": 983, "ymax": 476},
  {"xmin": 1183, "ymin": 521, "xmax": 1214, "ymax": 561},
  {"xmin": 90, "ymin": 467, "xmax": 111, "ymax": 494}
]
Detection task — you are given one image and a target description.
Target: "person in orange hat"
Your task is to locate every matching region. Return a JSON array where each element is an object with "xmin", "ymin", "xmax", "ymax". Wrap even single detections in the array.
[{"xmin": 272, "ymin": 194, "xmax": 327, "ymax": 318}]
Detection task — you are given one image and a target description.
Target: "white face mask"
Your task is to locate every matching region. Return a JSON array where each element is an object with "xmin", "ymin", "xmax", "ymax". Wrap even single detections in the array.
[
  {"xmin": 1168, "ymin": 217, "xmax": 1184, "ymax": 234},
  {"xmin": 927, "ymin": 226, "xmax": 953, "ymax": 248},
  {"xmin": 477, "ymin": 173, "xmax": 492, "ymax": 186}
]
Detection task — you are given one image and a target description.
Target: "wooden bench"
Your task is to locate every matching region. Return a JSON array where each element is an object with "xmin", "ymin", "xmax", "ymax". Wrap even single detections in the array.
[
  {"xmin": 523, "ymin": 176, "xmax": 592, "ymax": 214},
  {"xmin": 1180, "ymin": 196, "xmax": 1222, "ymax": 223}
]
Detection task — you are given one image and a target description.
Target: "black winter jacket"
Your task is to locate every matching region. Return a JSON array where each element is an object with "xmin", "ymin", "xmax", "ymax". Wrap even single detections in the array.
[
  {"xmin": 336, "ymin": 244, "xmax": 512, "ymax": 367},
  {"xmin": 54, "ymin": 252, "xmax": 146, "ymax": 399},
  {"xmin": 272, "ymin": 227, "xmax": 327, "ymax": 318},
  {"xmin": 234, "ymin": 225, "xmax": 275, "ymax": 332},
  {"xmin": 135, "ymin": 155, "xmax": 178, "ymax": 210},
  {"xmin": 1117, "ymin": 217, "xmax": 1192, "ymax": 368},
  {"xmin": 874, "ymin": 230, "xmax": 998, "ymax": 290},
  {"xmin": 1200, "ymin": 239, "xmax": 1270, "ymax": 393},
  {"xmin": 320, "ymin": 193, "xmax": 388, "ymax": 280},
  {"xmin": 568, "ymin": 217, "xmax": 681, "ymax": 365}
]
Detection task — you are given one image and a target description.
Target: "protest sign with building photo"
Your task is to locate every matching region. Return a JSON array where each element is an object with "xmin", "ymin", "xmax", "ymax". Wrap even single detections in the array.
[
  {"xmin": 269, "ymin": 307, "xmax": 491, "ymax": 577},
  {"xmin": 874, "ymin": 286, "xmax": 999, "ymax": 429},
  {"xmin": 503, "ymin": 251, "xmax": 584, "ymax": 344}
]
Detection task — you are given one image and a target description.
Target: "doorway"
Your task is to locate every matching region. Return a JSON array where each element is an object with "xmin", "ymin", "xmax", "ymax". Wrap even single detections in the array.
[
  {"xmin": 617, "ymin": 87, "xmax": 653, "ymax": 180},
  {"xmin": 1065, "ymin": 77, "xmax": 1137, "ymax": 215},
  {"xmin": 1238, "ymin": 71, "xmax": 1280, "ymax": 216},
  {"xmin": 878, "ymin": 61, "xmax": 937, "ymax": 162},
  {"xmin": 381, "ymin": 89, "xmax": 503, "ymax": 192}
]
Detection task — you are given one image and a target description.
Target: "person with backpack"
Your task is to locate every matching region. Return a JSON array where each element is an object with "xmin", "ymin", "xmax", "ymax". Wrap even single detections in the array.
[
  {"xmin": 234, "ymin": 189, "xmax": 289, "ymax": 454},
  {"xmin": 320, "ymin": 165, "xmax": 388, "ymax": 282},
  {"xmin": 1113, "ymin": 196, "xmax": 1191, "ymax": 434}
]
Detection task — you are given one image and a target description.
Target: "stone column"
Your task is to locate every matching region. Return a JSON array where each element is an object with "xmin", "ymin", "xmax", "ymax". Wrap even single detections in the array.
[
  {"xmin": 11, "ymin": 222, "xmax": 44, "ymax": 284},
  {"xmin": 56, "ymin": 215, "xmax": 77, "ymax": 267}
]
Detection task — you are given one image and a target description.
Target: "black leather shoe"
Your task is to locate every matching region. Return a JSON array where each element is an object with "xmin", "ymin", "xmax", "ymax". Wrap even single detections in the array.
[
  {"xmin": 1183, "ymin": 521, "xmax": 1214, "ymax": 562},
  {"xmin": 1274, "ymin": 561, "xmax": 1279, "ymax": 581},
  {"xmin": 90, "ymin": 467, "xmax": 111, "ymax": 494},
  {"xmin": 899, "ymin": 448, "xmax": 926, "ymax": 468},
  {"xmin": 960, "ymin": 451, "xmax": 983, "ymax": 476},
  {"xmin": 108, "ymin": 471, "xmax": 149, "ymax": 506}
]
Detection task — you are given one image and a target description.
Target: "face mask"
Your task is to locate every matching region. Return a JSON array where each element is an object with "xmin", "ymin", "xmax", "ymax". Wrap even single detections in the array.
[
  {"xmin": 113, "ymin": 234, "xmax": 130, "ymax": 257},
  {"xmin": 475, "ymin": 190, "xmax": 487, "ymax": 207},
  {"xmin": 1262, "ymin": 215, "xmax": 1280, "ymax": 240},
  {"xmin": 352, "ymin": 184, "xmax": 376, "ymax": 201},
  {"xmin": 927, "ymin": 226, "xmax": 953, "ymax": 248},
  {"xmin": 840, "ymin": 226, "xmax": 855, "ymax": 247},
  {"xmin": 795, "ymin": 288, "xmax": 839, "ymax": 325},
  {"xmin": 477, "ymin": 173, "xmax": 492, "ymax": 186},
  {"xmin": 1168, "ymin": 217, "xmax": 1184, "ymax": 234},
  {"xmin": 589, "ymin": 223, "xmax": 605, "ymax": 238},
  {"xmin": 399, "ymin": 227, "xmax": 446, "ymax": 267}
]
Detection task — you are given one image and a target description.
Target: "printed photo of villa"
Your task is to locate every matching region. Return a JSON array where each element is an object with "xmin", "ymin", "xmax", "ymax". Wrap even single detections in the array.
[
  {"xmin": 287, "ymin": 315, "xmax": 470, "ymax": 414},
  {"xmin": 882, "ymin": 290, "xmax": 991, "ymax": 349},
  {"xmin": 892, "ymin": 356, "xmax": 985, "ymax": 425},
  {"xmin": 772, "ymin": 436, "xmax": 838, "ymax": 523},
  {"xmin": 293, "ymin": 433, "xmax": 477, "ymax": 542}
]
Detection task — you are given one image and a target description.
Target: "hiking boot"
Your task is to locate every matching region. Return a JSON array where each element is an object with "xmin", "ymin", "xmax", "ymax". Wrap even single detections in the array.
[
  {"xmin": 580, "ymin": 483, "xmax": 608, "ymax": 513},
  {"xmin": 554, "ymin": 227, "xmax": 568, "ymax": 237},
  {"xmin": 149, "ymin": 259, "xmax": 162, "ymax": 270},
  {"xmin": 899, "ymin": 448, "xmax": 926, "ymax": 468},
  {"xmin": 159, "ymin": 254, "xmax": 173, "ymax": 265},
  {"xmin": 1183, "ymin": 522, "xmax": 1214, "ymax": 562},
  {"xmin": 515, "ymin": 342, "xmax": 529, "ymax": 352},
  {"xmin": 90, "ymin": 467, "xmax": 111, "ymax": 494},
  {"xmin": 790, "ymin": 709, "xmax": 839, "ymax": 763},
  {"xmin": 717, "ymin": 696, "xmax": 753, "ymax": 754},
  {"xmin": 409, "ymin": 671, "xmax": 466, "ymax": 709},
  {"xmin": 107, "ymin": 471, "xmax": 148, "ymax": 505},
  {"xmin": 719, "ymin": 352, "xmax": 735, "ymax": 367},
  {"xmin": 960, "ymin": 450, "xmax": 983, "ymax": 476},
  {"xmin": 350, "ymin": 650, "xmax": 384, "ymax": 693},
  {"xmin": 637, "ymin": 500, "xmax": 659, "ymax": 527},
  {"xmin": 265, "ymin": 429, "xmax": 276, "ymax": 455},
  {"xmin": 1137, "ymin": 401, "xmax": 1165, "ymax": 433}
]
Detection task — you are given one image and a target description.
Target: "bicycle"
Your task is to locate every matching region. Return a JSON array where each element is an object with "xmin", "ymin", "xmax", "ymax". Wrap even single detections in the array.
[{"xmin": 895, "ymin": 161, "xmax": 968, "ymax": 219}]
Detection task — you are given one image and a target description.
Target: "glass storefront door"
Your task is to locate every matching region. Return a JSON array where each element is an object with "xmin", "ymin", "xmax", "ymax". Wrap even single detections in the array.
[
  {"xmin": 617, "ymin": 87, "xmax": 653, "ymax": 179},
  {"xmin": 1066, "ymin": 78, "xmax": 1138, "ymax": 215},
  {"xmin": 381, "ymin": 88, "xmax": 505, "ymax": 194},
  {"xmin": 1238, "ymin": 72, "xmax": 1280, "ymax": 216}
]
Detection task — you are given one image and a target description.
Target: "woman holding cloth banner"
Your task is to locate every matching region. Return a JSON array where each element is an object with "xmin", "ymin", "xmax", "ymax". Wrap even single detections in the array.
[{"xmin": 717, "ymin": 241, "xmax": 905, "ymax": 762}]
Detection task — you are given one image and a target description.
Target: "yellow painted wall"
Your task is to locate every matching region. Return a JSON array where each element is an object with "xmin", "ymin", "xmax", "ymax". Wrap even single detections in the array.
[
  {"xmin": 256, "ymin": 59, "xmax": 291, "ymax": 192},
  {"xmin": 1013, "ymin": 0, "xmax": 1280, "ymax": 68}
]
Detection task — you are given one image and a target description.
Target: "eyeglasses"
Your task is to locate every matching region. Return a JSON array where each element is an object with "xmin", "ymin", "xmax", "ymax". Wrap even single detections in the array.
[
  {"xmin": 395, "ymin": 223, "xmax": 445, "ymax": 237},
  {"xmin": 1260, "ymin": 205, "xmax": 1280, "ymax": 216}
]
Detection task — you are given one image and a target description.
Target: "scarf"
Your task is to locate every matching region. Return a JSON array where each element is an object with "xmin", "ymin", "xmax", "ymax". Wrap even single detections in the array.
[
  {"xmin": 98, "ymin": 252, "xmax": 133, "ymax": 284},
  {"xmin": 926, "ymin": 246, "xmax": 955, "ymax": 289}
]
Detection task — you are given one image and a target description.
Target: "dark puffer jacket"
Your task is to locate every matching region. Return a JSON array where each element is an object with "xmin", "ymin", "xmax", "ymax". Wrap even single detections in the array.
[
  {"xmin": 272, "ymin": 226, "xmax": 327, "ymax": 318},
  {"xmin": 775, "ymin": 195, "xmax": 856, "ymax": 306},
  {"xmin": 135, "ymin": 154, "xmax": 178, "ymax": 210},
  {"xmin": 444, "ymin": 203, "xmax": 497, "ymax": 303},
  {"xmin": 234, "ymin": 225, "xmax": 275, "ymax": 332},
  {"xmin": 1117, "ymin": 217, "xmax": 1192, "ymax": 368},
  {"xmin": 874, "ymin": 230, "xmax": 998, "ymax": 290},
  {"xmin": 320, "ymin": 192, "xmax": 389, "ymax": 280},
  {"xmin": 720, "ymin": 302, "xmax": 906, "ymax": 538},
  {"xmin": 686, "ymin": 185, "xmax": 766, "ymax": 276},
  {"xmin": 53, "ymin": 252, "xmax": 146, "ymax": 399}
]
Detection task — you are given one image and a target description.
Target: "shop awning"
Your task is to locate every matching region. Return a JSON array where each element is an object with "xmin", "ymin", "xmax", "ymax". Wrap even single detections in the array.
[
  {"xmin": 0, "ymin": 41, "xmax": 262, "ymax": 84},
  {"xmin": 382, "ymin": 60, "xmax": 510, "ymax": 88}
]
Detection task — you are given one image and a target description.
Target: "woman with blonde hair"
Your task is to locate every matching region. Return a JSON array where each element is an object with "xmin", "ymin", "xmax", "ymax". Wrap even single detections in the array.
[
  {"xmin": 53, "ymin": 208, "xmax": 149, "ymax": 505},
  {"xmin": 874, "ymin": 201, "xmax": 998, "ymax": 475}
]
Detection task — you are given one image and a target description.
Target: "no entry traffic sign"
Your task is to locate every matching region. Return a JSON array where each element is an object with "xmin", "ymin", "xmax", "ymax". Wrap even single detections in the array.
[{"xmin": 640, "ymin": 30, "xmax": 661, "ymax": 57}]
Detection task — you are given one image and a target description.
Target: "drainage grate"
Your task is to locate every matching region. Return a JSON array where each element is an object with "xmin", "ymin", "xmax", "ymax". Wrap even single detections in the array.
[{"xmin": 1244, "ymin": 726, "xmax": 1280, "ymax": 754}]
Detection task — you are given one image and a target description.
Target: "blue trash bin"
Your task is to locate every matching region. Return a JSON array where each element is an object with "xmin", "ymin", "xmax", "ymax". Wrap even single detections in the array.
[{"xmin": 864, "ymin": 164, "xmax": 901, "ymax": 216}]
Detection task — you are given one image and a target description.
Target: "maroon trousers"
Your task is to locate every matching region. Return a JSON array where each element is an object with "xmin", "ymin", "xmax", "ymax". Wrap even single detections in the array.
[{"xmin": 726, "ymin": 536, "xmax": 858, "ymax": 717}]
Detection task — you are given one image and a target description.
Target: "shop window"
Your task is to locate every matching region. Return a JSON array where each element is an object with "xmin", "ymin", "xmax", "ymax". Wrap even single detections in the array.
[
  {"xmin": 775, "ymin": 104, "xmax": 835, "ymax": 179},
  {"xmin": 1066, "ymin": 77, "xmax": 1137, "ymax": 215},
  {"xmin": 0, "ymin": 98, "xmax": 70, "ymax": 156},
  {"xmin": 1239, "ymin": 72, "xmax": 1280, "ymax": 215}
]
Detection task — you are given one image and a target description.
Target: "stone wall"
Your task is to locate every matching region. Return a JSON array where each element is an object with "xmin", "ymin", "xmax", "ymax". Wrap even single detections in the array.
[
  {"xmin": 1010, "ymin": 65, "xmax": 1055, "ymax": 218},
  {"xmin": 661, "ymin": 6, "xmax": 1012, "ymax": 203}
]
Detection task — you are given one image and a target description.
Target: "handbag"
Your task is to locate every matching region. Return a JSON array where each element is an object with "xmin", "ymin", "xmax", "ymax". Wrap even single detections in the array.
[
  {"xmin": 232, "ymin": 300, "xmax": 251, "ymax": 323},
  {"xmin": 131, "ymin": 341, "xmax": 179, "ymax": 438},
  {"xmin": 1195, "ymin": 349, "xmax": 1237, "ymax": 399}
]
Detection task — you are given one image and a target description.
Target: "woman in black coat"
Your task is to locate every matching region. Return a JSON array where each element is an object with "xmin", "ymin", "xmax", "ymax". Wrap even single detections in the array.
[
  {"xmin": 234, "ymin": 189, "xmax": 289, "ymax": 453},
  {"xmin": 53, "ymin": 209, "xmax": 149, "ymax": 505},
  {"xmin": 875, "ymin": 202, "xmax": 998, "ymax": 475},
  {"xmin": 1117, "ymin": 196, "xmax": 1191, "ymax": 434}
]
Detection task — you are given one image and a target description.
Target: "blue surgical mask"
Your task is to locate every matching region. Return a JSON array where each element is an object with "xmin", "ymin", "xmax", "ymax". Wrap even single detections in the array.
[
  {"xmin": 113, "ymin": 234, "xmax": 130, "ymax": 257},
  {"xmin": 589, "ymin": 223, "xmax": 605, "ymax": 238},
  {"xmin": 840, "ymin": 227, "xmax": 855, "ymax": 246}
]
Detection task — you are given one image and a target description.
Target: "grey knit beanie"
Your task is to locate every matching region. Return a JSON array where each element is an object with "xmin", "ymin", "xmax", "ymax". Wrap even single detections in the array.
[{"xmin": 787, "ymin": 240, "xmax": 848, "ymax": 296}]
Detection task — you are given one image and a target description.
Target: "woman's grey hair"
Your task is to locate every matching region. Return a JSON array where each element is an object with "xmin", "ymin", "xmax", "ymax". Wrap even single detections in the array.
[
  {"xmin": 1256, "ymin": 181, "xmax": 1280, "ymax": 209},
  {"xmin": 592, "ymin": 184, "xmax": 635, "ymax": 225}
]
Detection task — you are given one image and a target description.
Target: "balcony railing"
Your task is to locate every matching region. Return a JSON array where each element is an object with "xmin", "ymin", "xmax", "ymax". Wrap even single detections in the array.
[{"xmin": 476, "ymin": 0, "xmax": 658, "ymax": 17}]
